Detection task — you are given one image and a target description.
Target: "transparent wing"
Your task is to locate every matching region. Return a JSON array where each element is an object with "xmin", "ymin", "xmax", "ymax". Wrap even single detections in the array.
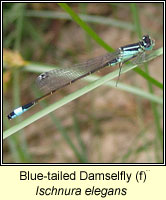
[
  {"xmin": 36, "ymin": 51, "xmax": 120, "ymax": 93},
  {"xmin": 130, "ymin": 52, "xmax": 146, "ymax": 65}
]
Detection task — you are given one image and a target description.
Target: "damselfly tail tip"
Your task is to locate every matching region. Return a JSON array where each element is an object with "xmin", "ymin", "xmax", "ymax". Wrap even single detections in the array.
[{"xmin": 7, "ymin": 112, "xmax": 14, "ymax": 120}]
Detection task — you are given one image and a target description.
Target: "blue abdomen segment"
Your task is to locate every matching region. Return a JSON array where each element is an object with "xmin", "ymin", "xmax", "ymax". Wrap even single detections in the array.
[{"xmin": 7, "ymin": 102, "xmax": 35, "ymax": 120}]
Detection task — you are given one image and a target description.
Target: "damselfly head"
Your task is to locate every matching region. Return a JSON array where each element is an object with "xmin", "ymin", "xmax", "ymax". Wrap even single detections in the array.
[{"xmin": 141, "ymin": 35, "xmax": 155, "ymax": 50}]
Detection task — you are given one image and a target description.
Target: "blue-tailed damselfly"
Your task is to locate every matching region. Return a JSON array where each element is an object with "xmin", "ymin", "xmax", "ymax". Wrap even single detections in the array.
[{"xmin": 7, "ymin": 35, "xmax": 155, "ymax": 120}]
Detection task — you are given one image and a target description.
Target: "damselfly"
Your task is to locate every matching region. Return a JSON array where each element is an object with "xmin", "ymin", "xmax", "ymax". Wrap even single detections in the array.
[{"xmin": 7, "ymin": 35, "xmax": 155, "ymax": 120}]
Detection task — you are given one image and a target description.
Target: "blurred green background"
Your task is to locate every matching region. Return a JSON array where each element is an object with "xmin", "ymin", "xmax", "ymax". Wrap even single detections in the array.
[{"xmin": 3, "ymin": 2, "xmax": 163, "ymax": 163}]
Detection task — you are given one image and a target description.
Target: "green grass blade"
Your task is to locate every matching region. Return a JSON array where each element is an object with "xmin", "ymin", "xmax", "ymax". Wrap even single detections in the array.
[
  {"xmin": 3, "ymin": 51, "xmax": 162, "ymax": 139},
  {"xmin": 130, "ymin": 3, "xmax": 142, "ymax": 37},
  {"xmin": 58, "ymin": 3, "xmax": 113, "ymax": 52},
  {"xmin": 86, "ymin": 76, "xmax": 162, "ymax": 104},
  {"xmin": 134, "ymin": 47, "xmax": 163, "ymax": 89},
  {"xmin": 25, "ymin": 10, "xmax": 135, "ymax": 31},
  {"xmin": 134, "ymin": 68, "xmax": 163, "ymax": 89}
]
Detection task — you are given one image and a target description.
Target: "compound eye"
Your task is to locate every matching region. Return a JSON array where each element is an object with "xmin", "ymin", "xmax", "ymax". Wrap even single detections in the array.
[{"xmin": 142, "ymin": 35, "xmax": 151, "ymax": 48}]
